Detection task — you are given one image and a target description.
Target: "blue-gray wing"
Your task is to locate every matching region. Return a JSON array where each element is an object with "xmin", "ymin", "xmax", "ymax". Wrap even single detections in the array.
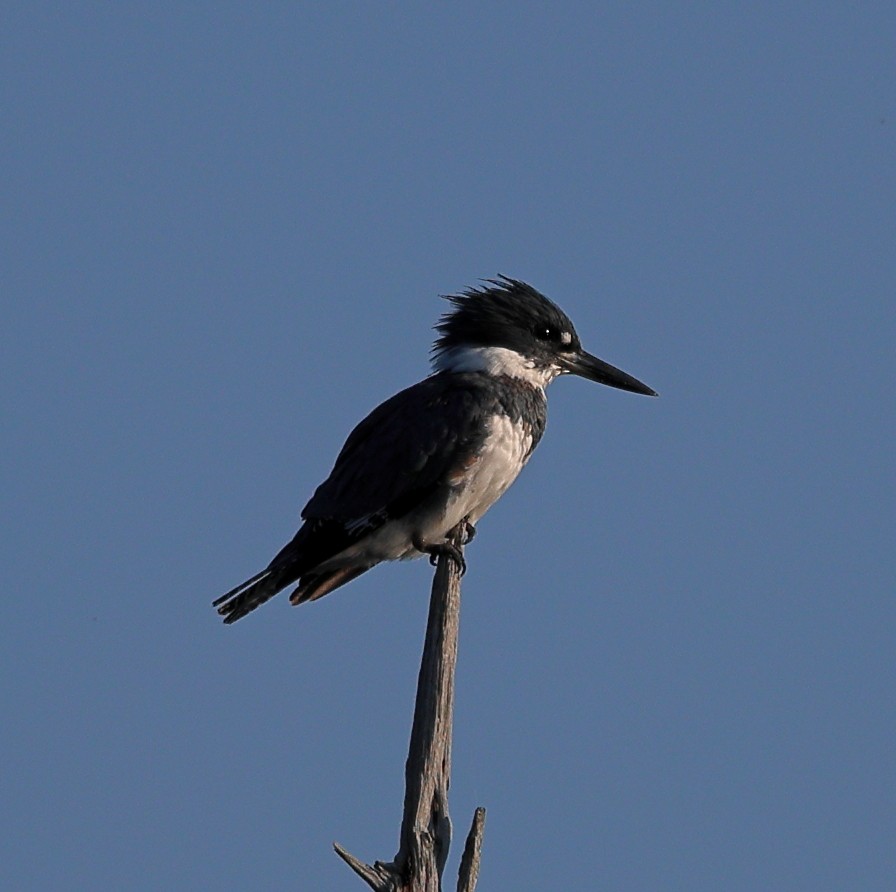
[{"xmin": 301, "ymin": 373, "xmax": 489, "ymax": 530}]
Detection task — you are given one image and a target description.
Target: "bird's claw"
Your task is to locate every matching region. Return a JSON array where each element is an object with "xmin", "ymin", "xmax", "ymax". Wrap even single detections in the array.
[
  {"xmin": 415, "ymin": 536, "xmax": 467, "ymax": 575},
  {"xmin": 431, "ymin": 542, "xmax": 466, "ymax": 574}
]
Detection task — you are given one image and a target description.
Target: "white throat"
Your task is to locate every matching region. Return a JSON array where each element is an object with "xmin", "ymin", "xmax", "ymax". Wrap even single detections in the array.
[{"xmin": 434, "ymin": 345, "xmax": 562, "ymax": 388}]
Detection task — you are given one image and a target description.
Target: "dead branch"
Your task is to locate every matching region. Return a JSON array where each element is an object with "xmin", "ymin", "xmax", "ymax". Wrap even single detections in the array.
[{"xmin": 335, "ymin": 524, "xmax": 485, "ymax": 891}]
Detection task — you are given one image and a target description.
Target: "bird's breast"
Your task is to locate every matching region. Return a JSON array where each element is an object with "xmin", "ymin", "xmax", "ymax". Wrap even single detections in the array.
[{"xmin": 447, "ymin": 413, "xmax": 535, "ymax": 524}]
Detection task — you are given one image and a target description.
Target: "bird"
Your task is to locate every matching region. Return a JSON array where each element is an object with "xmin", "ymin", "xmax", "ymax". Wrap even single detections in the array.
[{"xmin": 213, "ymin": 276, "xmax": 656, "ymax": 623}]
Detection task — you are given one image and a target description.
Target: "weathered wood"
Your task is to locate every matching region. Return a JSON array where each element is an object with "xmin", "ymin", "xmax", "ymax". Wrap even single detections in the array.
[
  {"xmin": 457, "ymin": 807, "xmax": 486, "ymax": 892},
  {"xmin": 335, "ymin": 524, "xmax": 485, "ymax": 891},
  {"xmin": 333, "ymin": 845, "xmax": 395, "ymax": 890}
]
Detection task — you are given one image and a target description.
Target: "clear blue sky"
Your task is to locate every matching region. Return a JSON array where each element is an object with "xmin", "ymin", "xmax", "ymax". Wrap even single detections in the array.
[{"xmin": 3, "ymin": 5, "xmax": 894, "ymax": 890}]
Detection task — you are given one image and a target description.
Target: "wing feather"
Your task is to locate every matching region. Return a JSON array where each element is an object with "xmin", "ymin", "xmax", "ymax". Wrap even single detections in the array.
[{"xmin": 302, "ymin": 373, "xmax": 488, "ymax": 527}]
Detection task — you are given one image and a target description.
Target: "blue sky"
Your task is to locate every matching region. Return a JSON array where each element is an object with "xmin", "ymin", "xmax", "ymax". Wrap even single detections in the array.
[{"xmin": 3, "ymin": 4, "xmax": 894, "ymax": 890}]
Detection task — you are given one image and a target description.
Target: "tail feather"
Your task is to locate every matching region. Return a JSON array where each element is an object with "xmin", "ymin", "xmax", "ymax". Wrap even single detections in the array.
[
  {"xmin": 213, "ymin": 568, "xmax": 288, "ymax": 624},
  {"xmin": 289, "ymin": 565, "xmax": 372, "ymax": 605},
  {"xmin": 213, "ymin": 524, "xmax": 373, "ymax": 622}
]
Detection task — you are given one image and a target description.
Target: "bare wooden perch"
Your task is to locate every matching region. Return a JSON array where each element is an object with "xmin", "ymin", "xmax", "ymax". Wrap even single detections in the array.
[{"xmin": 334, "ymin": 524, "xmax": 486, "ymax": 891}]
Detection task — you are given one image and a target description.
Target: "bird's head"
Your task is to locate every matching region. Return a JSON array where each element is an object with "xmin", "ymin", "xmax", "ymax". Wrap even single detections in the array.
[{"xmin": 431, "ymin": 276, "xmax": 657, "ymax": 395}]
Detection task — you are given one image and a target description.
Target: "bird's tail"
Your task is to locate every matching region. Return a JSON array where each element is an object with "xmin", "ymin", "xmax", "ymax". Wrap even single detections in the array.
[{"xmin": 213, "ymin": 568, "xmax": 290, "ymax": 624}]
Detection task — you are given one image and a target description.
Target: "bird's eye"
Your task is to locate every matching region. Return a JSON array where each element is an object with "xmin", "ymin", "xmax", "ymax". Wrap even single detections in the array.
[{"xmin": 535, "ymin": 326, "xmax": 557, "ymax": 342}]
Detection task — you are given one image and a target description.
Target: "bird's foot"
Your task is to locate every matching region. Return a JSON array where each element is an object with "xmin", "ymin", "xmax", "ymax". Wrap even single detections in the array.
[
  {"xmin": 414, "ymin": 535, "xmax": 467, "ymax": 575},
  {"xmin": 461, "ymin": 518, "xmax": 477, "ymax": 545}
]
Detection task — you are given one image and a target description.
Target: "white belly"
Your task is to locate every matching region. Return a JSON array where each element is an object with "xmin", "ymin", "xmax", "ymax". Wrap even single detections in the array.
[{"xmin": 445, "ymin": 413, "xmax": 533, "ymax": 526}]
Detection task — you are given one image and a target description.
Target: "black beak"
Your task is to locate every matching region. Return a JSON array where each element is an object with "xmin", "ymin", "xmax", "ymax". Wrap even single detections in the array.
[{"xmin": 562, "ymin": 350, "xmax": 657, "ymax": 396}]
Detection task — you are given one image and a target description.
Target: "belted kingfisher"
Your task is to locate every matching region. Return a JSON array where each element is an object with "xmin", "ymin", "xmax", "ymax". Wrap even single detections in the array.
[{"xmin": 214, "ymin": 276, "xmax": 655, "ymax": 623}]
